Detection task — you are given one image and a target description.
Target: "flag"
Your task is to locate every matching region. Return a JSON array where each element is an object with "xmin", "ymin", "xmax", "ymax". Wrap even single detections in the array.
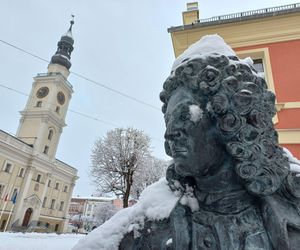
[
  {"xmin": 11, "ymin": 192, "xmax": 18, "ymax": 204},
  {"xmin": 4, "ymin": 194, "xmax": 8, "ymax": 202}
]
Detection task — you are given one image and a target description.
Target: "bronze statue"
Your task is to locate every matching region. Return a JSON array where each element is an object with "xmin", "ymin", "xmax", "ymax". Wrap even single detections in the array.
[
  {"xmin": 73, "ymin": 36, "xmax": 300, "ymax": 250},
  {"xmin": 120, "ymin": 38, "xmax": 300, "ymax": 250}
]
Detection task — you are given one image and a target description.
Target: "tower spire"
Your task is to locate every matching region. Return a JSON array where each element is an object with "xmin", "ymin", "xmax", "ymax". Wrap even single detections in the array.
[{"xmin": 50, "ymin": 16, "xmax": 75, "ymax": 70}]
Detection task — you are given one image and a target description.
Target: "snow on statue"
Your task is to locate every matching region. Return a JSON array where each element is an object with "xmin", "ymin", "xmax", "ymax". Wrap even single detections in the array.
[{"xmin": 73, "ymin": 35, "xmax": 300, "ymax": 250}]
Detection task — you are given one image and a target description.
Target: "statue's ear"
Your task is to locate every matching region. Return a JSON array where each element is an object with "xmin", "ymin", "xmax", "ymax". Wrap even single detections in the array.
[{"xmin": 165, "ymin": 141, "xmax": 172, "ymax": 157}]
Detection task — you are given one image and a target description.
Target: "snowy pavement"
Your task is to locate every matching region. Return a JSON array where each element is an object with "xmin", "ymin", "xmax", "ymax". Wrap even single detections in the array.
[{"xmin": 0, "ymin": 232, "xmax": 85, "ymax": 250}]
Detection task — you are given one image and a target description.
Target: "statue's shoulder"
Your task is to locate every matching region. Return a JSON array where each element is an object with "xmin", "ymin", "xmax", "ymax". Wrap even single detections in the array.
[
  {"xmin": 119, "ymin": 178, "xmax": 181, "ymax": 250},
  {"xmin": 119, "ymin": 218, "xmax": 172, "ymax": 250},
  {"xmin": 119, "ymin": 203, "xmax": 191, "ymax": 250},
  {"xmin": 261, "ymin": 194, "xmax": 300, "ymax": 249}
]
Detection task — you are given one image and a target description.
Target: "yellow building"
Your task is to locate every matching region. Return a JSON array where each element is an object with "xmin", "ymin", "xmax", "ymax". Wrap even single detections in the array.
[
  {"xmin": 0, "ymin": 19, "xmax": 78, "ymax": 233},
  {"xmin": 168, "ymin": 2, "xmax": 300, "ymax": 159}
]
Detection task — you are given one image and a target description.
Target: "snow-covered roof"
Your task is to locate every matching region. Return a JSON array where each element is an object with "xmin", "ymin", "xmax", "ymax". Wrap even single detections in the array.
[{"xmin": 72, "ymin": 196, "xmax": 114, "ymax": 202}]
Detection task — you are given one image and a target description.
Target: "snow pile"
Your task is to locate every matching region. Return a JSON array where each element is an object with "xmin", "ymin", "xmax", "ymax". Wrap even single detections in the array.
[
  {"xmin": 240, "ymin": 56, "xmax": 253, "ymax": 67},
  {"xmin": 189, "ymin": 104, "xmax": 203, "ymax": 123},
  {"xmin": 172, "ymin": 34, "xmax": 236, "ymax": 71},
  {"xmin": 283, "ymin": 147, "xmax": 300, "ymax": 175},
  {"xmin": 72, "ymin": 178, "xmax": 180, "ymax": 250},
  {"xmin": 179, "ymin": 185, "xmax": 199, "ymax": 212}
]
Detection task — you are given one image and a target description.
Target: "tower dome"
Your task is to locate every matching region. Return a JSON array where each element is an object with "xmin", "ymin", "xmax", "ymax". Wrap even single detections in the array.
[{"xmin": 50, "ymin": 16, "xmax": 75, "ymax": 70}]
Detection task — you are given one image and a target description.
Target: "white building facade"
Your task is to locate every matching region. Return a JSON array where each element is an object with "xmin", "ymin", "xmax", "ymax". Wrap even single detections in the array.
[{"xmin": 0, "ymin": 19, "xmax": 78, "ymax": 233}]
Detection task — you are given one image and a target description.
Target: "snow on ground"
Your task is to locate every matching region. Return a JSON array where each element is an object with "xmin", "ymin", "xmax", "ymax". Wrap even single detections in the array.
[{"xmin": 0, "ymin": 232, "xmax": 85, "ymax": 250}]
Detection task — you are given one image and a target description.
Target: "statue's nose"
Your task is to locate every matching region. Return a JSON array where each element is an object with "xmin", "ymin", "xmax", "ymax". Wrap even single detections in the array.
[{"xmin": 164, "ymin": 122, "xmax": 181, "ymax": 141}]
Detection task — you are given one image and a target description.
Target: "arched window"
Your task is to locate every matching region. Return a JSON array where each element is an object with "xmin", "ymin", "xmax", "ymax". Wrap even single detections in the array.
[{"xmin": 48, "ymin": 129, "xmax": 54, "ymax": 140}]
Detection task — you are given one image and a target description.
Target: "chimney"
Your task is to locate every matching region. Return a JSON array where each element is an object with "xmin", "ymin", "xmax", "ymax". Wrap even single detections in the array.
[{"xmin": 182, "ymin": 2, "xmax": 199, "ymax": 25}]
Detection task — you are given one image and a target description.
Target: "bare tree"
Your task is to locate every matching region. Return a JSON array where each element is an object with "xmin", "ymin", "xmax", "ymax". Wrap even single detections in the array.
[
  {"xmin": 90, "ymin": 128, "xmax": 151, "ymax": 208},
  {"xmin": 93, "ymin": 202, "xmax": 119, "ymax": 226},
  {"xmin": 131, "ymin": 157, "xmax": 168, "ymax": 199}
]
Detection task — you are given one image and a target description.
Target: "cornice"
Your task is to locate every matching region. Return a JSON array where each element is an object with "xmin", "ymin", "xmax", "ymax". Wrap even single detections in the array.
[
  {"xmin": 170, "ymin": 12, "xmax": 300, "ymax": 57},
  {"xmin": 277, "ymin": 129, "xmax": 300, "ymax": 144},
  {"xmin": 19, "ymin": 110, "xmax": 66, "ymax": 128},
  {"xmin": 276, "ymin": 102, "xmax": 300, "ymax": 111}
]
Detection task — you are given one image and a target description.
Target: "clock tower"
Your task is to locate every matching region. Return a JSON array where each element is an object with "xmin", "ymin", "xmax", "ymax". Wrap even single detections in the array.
[{"xmin": 16, "ymin": 18, "xmax": 75, "ymax": 160}]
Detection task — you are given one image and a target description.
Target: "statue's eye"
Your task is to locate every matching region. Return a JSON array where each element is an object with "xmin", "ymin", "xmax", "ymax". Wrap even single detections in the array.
[{"xmin": 180, "ymin": 111, "xmax": 190, "ymax": 121}]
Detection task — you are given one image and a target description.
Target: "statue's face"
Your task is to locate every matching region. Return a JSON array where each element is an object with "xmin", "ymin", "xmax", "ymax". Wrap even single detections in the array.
[{"xmin": 164, "ymin": 87, "xmax": 225, "ymax": 177}]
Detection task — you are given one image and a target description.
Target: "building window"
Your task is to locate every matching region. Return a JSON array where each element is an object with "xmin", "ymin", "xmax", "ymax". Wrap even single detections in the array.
[
  {"xmin": 36, "ymin": 174, "xmax": 42, "ymax": 183},
  {"xmin": 59, "ymin": 201, "xmax": 64, "ymax": 211},
  {"xmin": 36, "ymin": 101, "xmax": 42, "ymax": 107},
  {"xmin": 87, "ymin": 204, "xmax": 92, "ymax": 212},
  {"xmin": 37, "ymin": 221, "xmax": 41, "ymax": 227},
  {"xmin": 54, "ymin": 224, "xmax": 59, "ymax": 232},
  {"xmin": 253, "ymin": 58, "xmax": 264, "ymax": 74},
  {"xmin": 48, "ymin": 129, "xmax": 54, "ymax": 140},
  {"xmin": 63, "ymin": 185, "xmax": 68, "ymax": 192},
  {"xmin": 55, "ymin": 106, "xmax": 60, "ymax": 113},
  {"xmin": 18, "ymin": 168, "xmax": 24, "ymax": 177},
  {"xmin": 0, "ymin": 184, "xmax": 5, "ymax": 197},
  {"xmin": 42, "ymin": 197, "xmax": 47, "ymax": 207},
  {"xmin": 3, "ymin": 162, "xmax": 12, "ymax": 173},
  {"xmin": 55, "ymin": 182, "xmax": 59, "ymax": 190},
  {"xmin": 34, "ymin": 183, "xmax": 39, "ymax": 192},
  {"xmin": 48, "ymin": 180, "xmax": 51, "ymax": 187},
  {"xmin": 50, "ymin": 199, "xmax": 55, "ymax": 209},
  {"xmin": 43, "ymin": 146, "xmax": 49, "ymax": 154},
  {"xmin": 45, "ymin": 223, "xmax": 50, "ymax": 228}
]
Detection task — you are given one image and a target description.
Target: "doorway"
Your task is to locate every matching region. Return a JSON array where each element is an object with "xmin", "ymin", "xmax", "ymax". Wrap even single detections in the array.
[{"xmin": 22, "ymin": 208, "xmax": 33, "ymax": 227}]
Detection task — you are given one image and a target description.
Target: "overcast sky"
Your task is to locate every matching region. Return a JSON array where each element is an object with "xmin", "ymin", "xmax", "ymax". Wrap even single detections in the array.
[{"xmin": 0, "ymin": 0, "xmax": 298, "ymax": 197}]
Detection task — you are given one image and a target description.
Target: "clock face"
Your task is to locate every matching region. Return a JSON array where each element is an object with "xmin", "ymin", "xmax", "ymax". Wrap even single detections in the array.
[
  {"xmin": 36, "ymin": 87, "xmax": 49, "ymax": 98},
  {"xmin": 57, "ymin": 91, "xmax": 65, "ymax": 105}
]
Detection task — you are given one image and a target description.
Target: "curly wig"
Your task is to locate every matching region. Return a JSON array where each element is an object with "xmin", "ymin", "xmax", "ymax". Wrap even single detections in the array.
[{"xmin": 160, "ymin": 53, "xmax": 299, "ymax": 200}]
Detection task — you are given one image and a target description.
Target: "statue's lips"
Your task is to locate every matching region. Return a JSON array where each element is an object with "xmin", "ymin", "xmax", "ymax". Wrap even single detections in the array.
[{"xmin": 172, "ymin": 149, "xmax": 188, "ymax": 158}]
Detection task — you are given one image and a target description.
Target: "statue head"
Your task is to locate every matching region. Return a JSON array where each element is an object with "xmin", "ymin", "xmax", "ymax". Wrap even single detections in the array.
[{"xmin": 160, "ymin": 35, "xmax": 298, "ymax": 199}]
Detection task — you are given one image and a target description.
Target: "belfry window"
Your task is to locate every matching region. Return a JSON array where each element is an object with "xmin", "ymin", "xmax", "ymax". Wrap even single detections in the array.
[
  {"xmin": 43, "ymin": 146, "xmax": 49, "ymax": 154},
  {"xmin": 55, "ymin": 106, "xmax": 60, "ymax": 113},
  {"xmin": 36, "ymin": 174, "xmax": 42, "ymax": 183},
  {"xmin": 48, "ymin": 129, "xmax": 53, "ymax": 140}
]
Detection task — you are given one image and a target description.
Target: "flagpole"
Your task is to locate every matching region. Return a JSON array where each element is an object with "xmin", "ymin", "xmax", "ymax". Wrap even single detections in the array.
[
  {"xmin": 3, "ymin": 191, "xmax": 18, "ymax": 232},
  {"xmin": 0, "ymin": 167, "xmax": 19, "ymax": 227},
  {"xmin": 3, "ymin": 203, "xmax": 15, "ymax": 232}
]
